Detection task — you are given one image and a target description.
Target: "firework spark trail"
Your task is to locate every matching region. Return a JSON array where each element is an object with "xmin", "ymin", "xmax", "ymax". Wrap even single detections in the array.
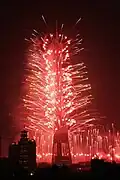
[
  {"xmin": 15, "ymin": 23, "xmax": 120, "ymax": 163},
  {"xmin": 15, "ymin": 26, "xmax": 101, "ymax": 163},
  {"xmin": 20, "ymin": 30, "xmax": 96, "ymax": 135}
]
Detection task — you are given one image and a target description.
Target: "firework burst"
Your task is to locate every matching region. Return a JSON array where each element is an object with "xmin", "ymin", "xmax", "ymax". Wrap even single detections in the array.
[
  {"xmin": 19, "ymin": 27, "xmax": 97, "ymax": 136},
  {"xmin": 13, "ymin": 18, "xmax": 104, "ymax": 162}
]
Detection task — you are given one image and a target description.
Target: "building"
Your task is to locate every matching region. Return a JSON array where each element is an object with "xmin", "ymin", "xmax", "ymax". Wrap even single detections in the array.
[
  {"xmin": 8, "ymin": 129, "xmax": 36, "ymax": 172},
  {"xmin": 9, "ymin": 142, "xmax": 19, "ymax": 170},
  {"xmin": 0, "ymin": 157, "xmax": 10, "ymax": 177},
  {"xmin": 52, "ymin": 127, "xmax": 72, "ymax": 165}
]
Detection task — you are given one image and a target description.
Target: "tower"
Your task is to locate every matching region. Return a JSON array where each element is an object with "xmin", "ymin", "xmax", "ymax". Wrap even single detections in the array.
[
  {"xmin": 9, "ymin": 129, "xmax": 36, "ymax": 172},
  {"xmin": 52, "ymin": 127, "xmax": 72, "ymax": 165},
  {"xmin": 18, "ymin": 129, "xmax": 36, "ymax": 171}
]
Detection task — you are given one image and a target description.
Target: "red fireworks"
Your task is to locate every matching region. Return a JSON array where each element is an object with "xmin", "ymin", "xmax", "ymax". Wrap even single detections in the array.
[
  {"xmin": 22, "ymin": 31, "xmax": 95, "ymax": 134},
  {"xmin": 16, "ymin": 23, "xmax": 100, "ymax": 163}
]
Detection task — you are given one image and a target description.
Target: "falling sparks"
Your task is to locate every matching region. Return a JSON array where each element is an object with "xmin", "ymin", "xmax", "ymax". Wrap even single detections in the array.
[
  {"xmin": 21, "ymin": 31, "xmax": 96, "ymax": 134},
  {"xmin": 16, "ymin": 24, "xmax": 101, "ymax": 163}
]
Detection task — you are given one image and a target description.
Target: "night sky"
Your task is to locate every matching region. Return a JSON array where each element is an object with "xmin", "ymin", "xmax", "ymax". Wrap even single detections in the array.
[{"xmin": 0, "ymin": 1, "xmax": 120, "ymax": 156}]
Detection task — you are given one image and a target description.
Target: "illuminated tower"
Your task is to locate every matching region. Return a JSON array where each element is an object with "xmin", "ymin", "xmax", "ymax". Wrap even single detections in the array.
[
  {"xmin": 17, "ymin": 28, "xmax": 98, "ymax": 163},
  {"xmin": 52, "ymin": 127, "xmax": 72, "ymax": 165}
]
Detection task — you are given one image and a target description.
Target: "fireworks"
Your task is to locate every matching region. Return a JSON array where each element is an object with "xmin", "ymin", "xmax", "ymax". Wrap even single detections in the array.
[
  {"xmin": 70, "ymin": 124, "xmax": 120, "ymax": 163},
  {"xmin": 16, "ymin": 22, "xmax": 101, "ymax": 163},
  {"xmin": 21, "ymin": 31, "xmax": 96, "ymax": 134},
  {"xmin": 12, "ymin": 18, "xmax": 120, "ymax": 164}
]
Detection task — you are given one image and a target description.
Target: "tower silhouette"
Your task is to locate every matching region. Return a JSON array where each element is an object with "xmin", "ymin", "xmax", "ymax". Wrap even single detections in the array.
[{"xmin": 52, "ymin": 127, "xmax": 72, "ymax": 165}]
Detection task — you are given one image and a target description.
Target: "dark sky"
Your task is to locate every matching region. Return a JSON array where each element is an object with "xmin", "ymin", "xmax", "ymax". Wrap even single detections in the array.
[{"xmin": 0, "ymin": 1, "xmax": 120, "ymax": 155}]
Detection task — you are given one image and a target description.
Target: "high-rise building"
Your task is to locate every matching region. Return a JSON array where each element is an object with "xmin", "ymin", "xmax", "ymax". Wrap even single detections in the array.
[
  {"xmin": 8, "ymin": 129, "xmax": 36, "ymax": 172},
  {"xmin": 52, "ymin": 127, "xmax": 72, "ymax": 165},
  {"xmin": 18, "ymin": 130, "xmax": 36, "ymax": 171}
]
